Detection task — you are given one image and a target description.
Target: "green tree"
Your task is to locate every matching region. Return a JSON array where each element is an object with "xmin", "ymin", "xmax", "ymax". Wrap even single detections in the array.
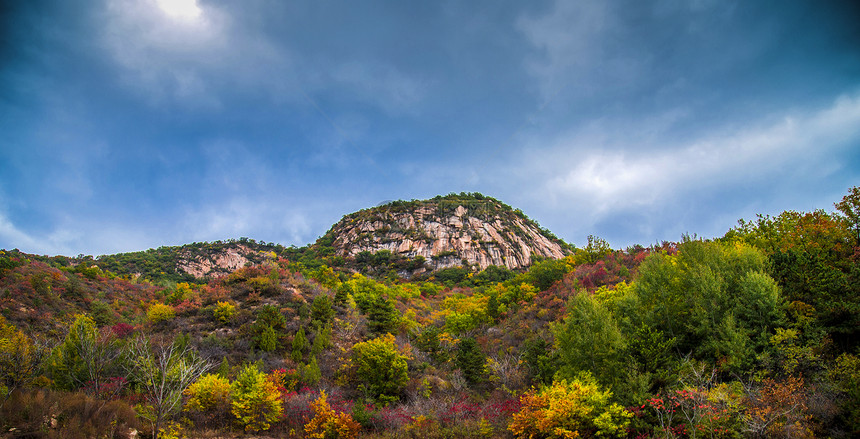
[
  {"xmin": 366, "ymin": 296, "xmax": 399, "ymax": 335},
  {"xmin": 251, "ymin": 305, "xmax": 287, "ymax": 351},
  {"xmin": 49, "ymin": 314, "xmax": 122, "ymax": 395},
  {"xmin": 292, "ymin": 327, "xmax": 307, "ymax": 362},
  {"xmin": 258, "ymin": 326, "xmax": 278, "ymax": 353},
  {"xmin": 302, "ymin": 356, "xmax": 321, "ymax": 386},
  {"xmin": 553, "ymin": 293, "xmax": 627, "ymax": 390},
  {"xmin": 311, "ymin": 294, "xmax": 335, "ymax": 327},
  {"xmin": 631, "ymin": 240, "xmax": 784, "ymax": 374},
  {"xmin": 230, "ymin": 363, "xmax": 283, "ymax": 432},
  {"xmin": 415, "ymin": 325, "xmax": 448, "ymax": 365},
  {"xmin": 455, "ymin": 338, "xmax": 486, "ymax": 386},
  {"xmin": 311, "ymin": 324, "xmax": 331, "ymax": 357},
  {"xmin": 351, "ymin": 334, "xmax": 408, "ymax": 403}
]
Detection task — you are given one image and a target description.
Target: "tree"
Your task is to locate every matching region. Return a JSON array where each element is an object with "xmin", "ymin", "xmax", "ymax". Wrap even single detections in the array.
[
  {"xmin": 631, "ymin": 240, "xmax": 784, "ymax": 373},
  {"xmin": 258, "ymin": 325, "xmax": 278, "ymax": 352},
  {"xmin": 311, "ymin": 294, "xmax": 335, "ymax": 327},
  {"xmin": 835, "ymin": 186, "xmax": 860, "ymax": 245},
  {"xmin": 553, "ymin": 292, "xmax": 627, "ymax": 390},
  {"xmin": 508, "ymin": 375, "xmax": 632, "ymax": 438},
  {"xmin": 49, "ymin": 314, "xmax": 123, "ymax": 396},
  {"xmin": 124, "ymin": 334, "xmax": 210, "ymax": 439},
  {"xmin": 230, "ymin": 363, "xmax": 283, "ymax": 432},
  {"xmin": 0, "ymin": 316, "xmax": 48, "ymax": 401},
  {"xmin": 252, "ymin": 305, "xmax": 287, "ymax": 351},
  {"xmin": 455, "ymin": 338, "xmax": 486, "ymax": 386},
  {"xmin": 366, "ymin": 296, "xmax": 399, "ymax": 335},
  {"xmin": 147, "ymin": 303, "xmax": 176, "ymax": 323},
  {"xmin": 292, "ymin": 327, "xmax": 307, "ymax": 362},
  {"xmin": 184, "ymin": 373, "xmax": 231, "ymax": 426},
  {"xmin": 213, "ymin": 301, "xmax": 236, "ymax": 324},
  {"xmin": 351, "ymin": 334, "xmax": 409, "ymax": 403}
]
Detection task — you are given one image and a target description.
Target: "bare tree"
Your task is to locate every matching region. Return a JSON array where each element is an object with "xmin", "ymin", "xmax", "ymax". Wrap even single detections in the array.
[{"xmin": 124, "ymin": 334, "xmax": 209, "ymax": 439}]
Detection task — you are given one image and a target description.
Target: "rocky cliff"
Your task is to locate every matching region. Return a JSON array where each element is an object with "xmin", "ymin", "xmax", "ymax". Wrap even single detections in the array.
[{"xmin": 327, "ymin": 194, "xmax": 571, "ymax": 271}]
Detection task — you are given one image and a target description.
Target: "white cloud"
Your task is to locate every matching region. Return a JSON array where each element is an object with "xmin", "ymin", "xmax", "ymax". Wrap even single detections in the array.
[
  {"xmin": 180, "ymin": 197, "xmax": 314, "ymax": 246},
  {"xmin": 0, "ymin": 213, "xmax": 44, "ymax": 253},
  {"xmin": 522, "ymin": 92, "xmax": 860, "ymax": 222}
]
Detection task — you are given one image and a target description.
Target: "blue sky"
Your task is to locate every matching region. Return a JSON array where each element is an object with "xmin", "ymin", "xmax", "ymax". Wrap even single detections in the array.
[{"xmin": 2, "ymin": 0, "xmax": 859, "ymax": 256}]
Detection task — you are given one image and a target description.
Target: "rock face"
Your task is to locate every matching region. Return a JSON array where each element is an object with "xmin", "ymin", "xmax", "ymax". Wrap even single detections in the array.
[
  {"xmin": 177, "ymin": 244, "xmax": 259, "ymax": 278},
  {"xmin": 328, "ymin": 195, "xmax": 570, "ymax": 271}
]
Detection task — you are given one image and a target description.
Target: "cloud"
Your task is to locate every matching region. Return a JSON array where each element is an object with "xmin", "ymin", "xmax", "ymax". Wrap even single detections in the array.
[
  {"xmin": 0, "ymin": 213, "xmax": 44, "ymax": 253},
  {"xmin": 179, "ymin": 197, "xmax": 315, "ymax": 246},
  {"xmin": 101, "ymin": 0, "xmax": 290, "ymax": 108},
  {"xmin": 330, "ymin": 62, "xmax": 428, "ymax": 114},
  {"xmin": 528, "ymin": 92, "xmax": 860, "ymax": 223}
]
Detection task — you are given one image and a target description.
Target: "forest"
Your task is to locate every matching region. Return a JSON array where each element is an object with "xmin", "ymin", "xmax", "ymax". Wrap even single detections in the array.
[{"xmin": 0, "ymin": 188, "xmax": 858, "ymax": 438}]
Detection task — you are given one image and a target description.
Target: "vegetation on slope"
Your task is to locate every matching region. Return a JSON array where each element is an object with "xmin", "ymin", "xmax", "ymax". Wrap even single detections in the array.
[{"xmin": 0, "ymin": 188, "xmax": 859, "ymax": 438}]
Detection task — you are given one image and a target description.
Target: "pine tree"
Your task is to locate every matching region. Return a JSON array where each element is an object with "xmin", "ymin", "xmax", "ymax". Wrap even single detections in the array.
[{"xmin": 292, "ymin": 327, "xmax": 307, "ymax": 362}]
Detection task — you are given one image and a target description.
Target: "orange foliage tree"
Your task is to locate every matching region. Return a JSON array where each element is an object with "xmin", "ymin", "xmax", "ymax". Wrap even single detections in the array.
[{"xmin": 304, "ymin": 390, "xmax": 361, "ymax": 439}]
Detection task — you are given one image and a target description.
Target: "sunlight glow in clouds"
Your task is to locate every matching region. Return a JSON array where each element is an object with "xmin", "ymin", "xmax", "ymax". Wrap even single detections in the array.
[{"xmin": 155, "ymin": 0, "xmax": 201, "ymax": 20}]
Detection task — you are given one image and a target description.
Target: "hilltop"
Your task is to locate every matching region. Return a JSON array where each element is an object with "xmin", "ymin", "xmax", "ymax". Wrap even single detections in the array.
[{"xmin": 324, "ymin": 193, "xmax": 573, "ymax": 274}]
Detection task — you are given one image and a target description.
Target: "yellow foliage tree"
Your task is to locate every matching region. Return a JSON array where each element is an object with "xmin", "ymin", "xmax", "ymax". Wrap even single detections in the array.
[
  {"xmin": 509, "ymin": 376, "xmax": 632, "ymax": 438},
  {"xmin": 230, "ymin": 364, "xmax": 283, "ymax": 432},
  {"xmin": 185, "ymin": 373, "xmax": 231, "ymax": 412}
]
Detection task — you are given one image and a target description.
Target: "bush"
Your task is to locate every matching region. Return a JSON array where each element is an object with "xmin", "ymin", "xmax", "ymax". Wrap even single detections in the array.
[
  {"xmin": 509, "ymin": 375, "xmax": 632, "ymax": 438},
  {"xmin": 213, "ymin": 301, "xmax": 236, "ymax": 324},
  {"xmin": 304, "ymin": 390, "xmax": 361, "ymax": 439},
  {"xmin": 147, "ymin": 303, "xmax": 176, "ymax": 323},
  {"xmin": 0, "ymin": 388, "xmax": 137, "ymax": 439},
  {"xmin": 185, "ymin": 373, "xmax": 232, "ymax": 412}
]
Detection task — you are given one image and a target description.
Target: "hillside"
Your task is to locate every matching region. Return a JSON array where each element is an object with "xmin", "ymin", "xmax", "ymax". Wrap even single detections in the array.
[
  {"xmin": 88, "ymin": 239, "xmax": 285, "ymax": 282},
  {"xmin": 1, "ymin": 188, "xmax": 859, "ymax": 439},
  {"xmin": 326, "ymin": 193, "xmax": 572, "ymax": 273}
]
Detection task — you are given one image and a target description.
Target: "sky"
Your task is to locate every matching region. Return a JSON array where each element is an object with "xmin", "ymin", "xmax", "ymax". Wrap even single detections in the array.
[{"xmin": 1, "ymin": 0, "xmax": 859, "ymax": 257}]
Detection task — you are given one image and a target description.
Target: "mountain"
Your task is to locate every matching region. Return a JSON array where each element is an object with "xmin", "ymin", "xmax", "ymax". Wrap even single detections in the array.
[{"xmin": 325, "ymin": 193, "xmax": 572, "ymax": 272}]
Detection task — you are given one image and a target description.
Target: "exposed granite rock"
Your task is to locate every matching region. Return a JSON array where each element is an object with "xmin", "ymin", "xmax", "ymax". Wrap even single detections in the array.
[
  {"xmin": 328, "ymin": 196, "xmax": 570, "ymax": 270},
  {"xmin": 177, "ymin": 244, "xmax": 259, "ymax": 278}
]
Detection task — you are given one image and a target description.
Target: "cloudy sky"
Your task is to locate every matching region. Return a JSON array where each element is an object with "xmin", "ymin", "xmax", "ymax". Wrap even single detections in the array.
[{"xmin": 2, "ymin": 0, "xmax": 859, "ymax": 256}]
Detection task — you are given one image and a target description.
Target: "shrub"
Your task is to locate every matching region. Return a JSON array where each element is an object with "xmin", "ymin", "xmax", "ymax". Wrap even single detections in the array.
[
  {"xmin": 185, "ymin": 373, "xmax": 232, "ymax": 428},
  {"xmin": 147, "ymin": 303, "xmax": 175, "ymax": 323},
  {"xmin": 509, "ymin": 375, "xmax": 632, "ymax": 438},
  {"xmin": 213, "ymin": 301, "xmax": 236, "ymax": 324},
  {"xmin": 304, "ymin": 390, "xmax": 361, "ymax": 439},
  {"xmin": 185, "ymin": 373, "xmax": 232, "ymax": 412}
]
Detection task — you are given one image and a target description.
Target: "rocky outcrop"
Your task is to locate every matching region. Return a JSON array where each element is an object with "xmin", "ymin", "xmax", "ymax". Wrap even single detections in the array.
[
  {"xmin": 328, "ymin": 196, "xmax": 570, "ymax": 271},
  {"xmin": 177, "ymin": 244, "xmax": 257, "ymax": 278}
]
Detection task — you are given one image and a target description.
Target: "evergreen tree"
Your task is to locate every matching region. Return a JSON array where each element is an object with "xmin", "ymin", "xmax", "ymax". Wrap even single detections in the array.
[
  {"xmin": 292, "ymin": 327, "xmax": 307, "ymax": 362},
  {"xmin": 456, "ymin": 338, "xmax": 486, "ymax": 386},
  {"xmin": 367, "ymin": 296, "xmax": 399, "ymax": 335}
]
